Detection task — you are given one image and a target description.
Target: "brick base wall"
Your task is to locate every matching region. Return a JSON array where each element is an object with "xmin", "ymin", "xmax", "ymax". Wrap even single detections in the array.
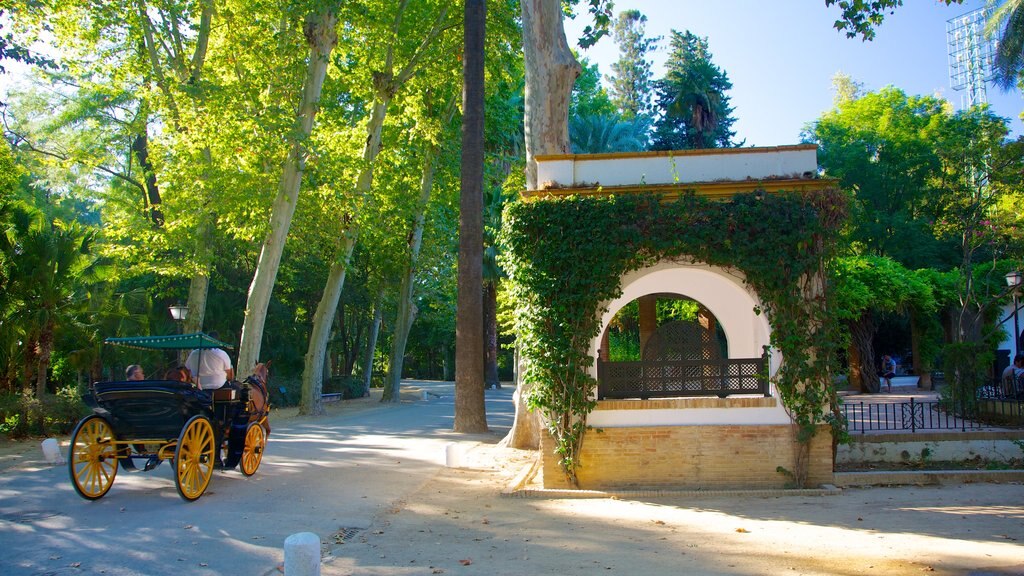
[{"xmin": 541, "ymin": 424, "xmax": 833, "ymax": 490}]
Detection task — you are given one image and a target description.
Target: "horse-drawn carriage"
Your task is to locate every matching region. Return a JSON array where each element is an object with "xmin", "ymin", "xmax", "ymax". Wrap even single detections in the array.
[{"xmin": 68, "ymin": 333, "xmax": 270, "ymax": 502}]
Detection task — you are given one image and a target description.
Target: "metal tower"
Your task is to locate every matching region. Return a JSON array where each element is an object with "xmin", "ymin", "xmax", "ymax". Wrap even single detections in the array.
[{"xmin": 947, "ymin": 6, "xmax": 997, "ymax": 109}]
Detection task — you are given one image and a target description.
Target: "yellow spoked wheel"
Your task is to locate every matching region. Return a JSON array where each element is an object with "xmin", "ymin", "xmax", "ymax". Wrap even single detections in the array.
[
  {"xmin": 68, "ymin": 415, "xmax": 119, "ymax": 500},
  {"xmin": 174, "ymin": 415, "xmax": 215, "ymax": 502},
  {"xmin": 240, "ymin": 422, "xmax": 265, "ymax": 477}
]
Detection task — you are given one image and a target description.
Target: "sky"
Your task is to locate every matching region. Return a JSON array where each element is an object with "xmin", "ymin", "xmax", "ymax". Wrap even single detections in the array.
[{"xmin": 563, "ymin": 0, "xmax": 1024, "ymax": 147}]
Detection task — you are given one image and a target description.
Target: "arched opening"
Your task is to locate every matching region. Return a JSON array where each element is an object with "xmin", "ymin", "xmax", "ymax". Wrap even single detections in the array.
[
  {"xmin": 592, "ymin": 263, "xmax": 774, "ymax": 400},
  {"xmin": 600, "ymin": 293, "xmax": 727, "ymax": 363}
]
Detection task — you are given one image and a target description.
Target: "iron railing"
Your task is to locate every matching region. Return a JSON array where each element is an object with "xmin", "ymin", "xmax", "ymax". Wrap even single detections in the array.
[
  {"xmin": 597, "ymin": 355, "xmax": 769, "ymax": 400},
  {"xmin": 841, "ymin": 397, "xmax": 1024, "ymax": 434}
]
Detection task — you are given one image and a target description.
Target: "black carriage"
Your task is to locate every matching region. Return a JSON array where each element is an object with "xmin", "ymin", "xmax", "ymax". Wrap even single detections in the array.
[{"xmin": 68, "ymin": 333, "xmax": 270, "ymax": 502}]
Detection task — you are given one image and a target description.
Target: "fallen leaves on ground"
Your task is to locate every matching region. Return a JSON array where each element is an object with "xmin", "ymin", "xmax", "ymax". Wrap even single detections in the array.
[
  {"xmin": 459, "ymin": 559, "xmax": 473, "ymax": 566},
  {"xmin": 735, "ymin": 528, "xmax": 750, "ymax": 533}
]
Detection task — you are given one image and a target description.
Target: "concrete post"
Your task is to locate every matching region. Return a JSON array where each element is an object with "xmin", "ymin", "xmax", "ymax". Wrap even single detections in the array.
[
  {"xmin": 284, "ymin": 532, "xmax": 320, "ymax": 576},
  {"xmin": 445, "ymin": 442, "xmax": 462, "ymax": 467}
]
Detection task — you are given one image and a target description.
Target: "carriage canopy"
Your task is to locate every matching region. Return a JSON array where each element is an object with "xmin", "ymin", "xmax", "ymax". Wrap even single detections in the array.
[{"xmin": 103, "ymin": 332, "xmax": 234, "ymax": 351}]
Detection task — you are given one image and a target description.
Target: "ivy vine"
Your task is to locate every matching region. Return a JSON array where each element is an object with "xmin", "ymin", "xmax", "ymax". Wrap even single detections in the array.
[{"xmin": 500, "ymin": 190, "xmax": 847, "ymax": 487}]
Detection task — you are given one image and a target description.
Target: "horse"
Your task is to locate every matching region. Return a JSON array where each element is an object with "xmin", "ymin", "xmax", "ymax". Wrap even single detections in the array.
[
  {"xmin": 243, "ymin": 361, "xmax": 271, "ymax": 435},
  {"xmin": 221, "ymin": 362, "xmax": 272, "ymax": 471}
]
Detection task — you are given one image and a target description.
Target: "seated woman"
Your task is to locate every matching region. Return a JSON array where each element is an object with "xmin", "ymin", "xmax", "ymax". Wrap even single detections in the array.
[
  {"xmin": 1001, "ymin": 354, "xmax": 1024, "ymax": 398},
  {"xmin": 126, "ymin": 364, "xmax": 145, "ymax": 381},
  {"xmin": 164, "ymin": 365, "xmax": 193, "ymax": 384}
]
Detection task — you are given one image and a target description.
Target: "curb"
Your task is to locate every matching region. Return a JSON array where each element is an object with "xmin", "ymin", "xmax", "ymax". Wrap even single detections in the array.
[
  {"xmin": 835, "ymin": 469, "xmax": 1024, "ymax": 487},
  {"xmin": 503, "ymin": 483, "xmax": 842, "ymax": 499}
]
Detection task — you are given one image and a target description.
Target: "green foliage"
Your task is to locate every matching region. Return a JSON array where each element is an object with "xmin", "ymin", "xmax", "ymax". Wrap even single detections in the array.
[
  {"xmin": 651, "ymin": 30, "xmax": 739, "ymax": 150},
  {"xmin": 808, "ymin": 87, "xmax": 951, "ymax": 268},
  {"xmin": 608, "ymin": 10, "xmax": 658, "ymax": 121},
  {"xmin": 824, "ymin": 0, "xmax": 963, "ymax": 40},
  {"xmin": 324, "ymin": 375, "xmax": 367, "ymax": 400},
  {"xmin": 571, "ymin": 58, "xmax": 616, "ymax": 118},
  {"xmin": 0, "ymin": 385, "xmax": 88, "ymax": 438},
  {"xmin": 501, "ymin": 189, "xmax": 846, "ymax": 485},
  {"xmin": 832, "ymin": 256, "xmax": 938, "ymax": 321}
]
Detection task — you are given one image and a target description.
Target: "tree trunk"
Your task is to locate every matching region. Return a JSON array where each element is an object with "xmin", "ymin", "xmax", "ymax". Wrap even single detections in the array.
[
  {"xmin": 34, "ymin": 323, "xmax": 54, "ymax": 398},
  {"xmin": 301, "ymin": 95, "xmax": 389, "ymax": 414},
  {"xmin": 503, "ymin": 0, "xmax": 580, "ymax": 448},
  {"xmin": 849, "ymin": 314, "xmax": 880, "ymax": 393},
  {"xmin": 454, "ymin": 0, "xmax": 488, "ymax": 434},
  {"xmin": 237, "ymin": 8, "xmax": 338, "ymax": 375},
  {"xmin": 384, "ymin": 300, "xmax": 417, "ymax": 403},
  {"xmin": 909, "ymin": 309, "xmax": 931, "ymax": 389},
  {"xmin": 384, "ymin": 114, "xmax": 450, "ymax": 402},
  {"xmin": 299, "ymin": 256, "xmax": 346, "ymax": 416},
  {"xmin": 131, "ymin": 128, "xmax": 164, "ymax": 226},
  {"xmin": 362, "ymin": 299, "xmax": 384, "ymax": 396},
  {"xmin": 520, "ymin": 0, "xmax": 579, "ymax": 191},
  {"xmin": 298, "ymin": 0, "xmax": 453, "ymax": 415},
  {"xmin": 484, "ymin": 280, "xmax": 500, "ymax": 388}
]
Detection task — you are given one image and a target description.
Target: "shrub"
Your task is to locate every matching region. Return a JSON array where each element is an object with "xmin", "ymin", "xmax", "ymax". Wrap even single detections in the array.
[
  {"xmin": 326, "ymin": 376, "xmax": 367, "ymax": 399},
  {"xmin": 0, "ymin": 386, "xmax": 88, "ymax": 438}
]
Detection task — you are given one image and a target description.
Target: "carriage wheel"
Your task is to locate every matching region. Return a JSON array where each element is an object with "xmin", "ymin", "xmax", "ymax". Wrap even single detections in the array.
[
  {"xmin": 174, "ymin": 415, "xmax": 215, "ymax": 502},
  {"xmin": 68, "ymin": 415, "xmax": 119, "ymax": 500},
  {"xmin": 240, "ymin": 422, "xmax": 265, "ymax": 477}
]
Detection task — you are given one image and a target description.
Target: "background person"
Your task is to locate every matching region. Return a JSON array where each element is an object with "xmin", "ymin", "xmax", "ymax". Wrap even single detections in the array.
[
  {"xmin": 164, "ymin": 365, "xmax": 192, "ymax": 383},
  {"xmin": 879, "ymin": 354, "xmax": 896, "ymax": 392},
  {"xmin": 1001, "ymin": 353, "xmax": 1024, "ymax": 398},
  {"xmin": 184, "ymin": 331, "xmax": 235, "ymax": 390},
  {"xmin": 125, "ymin": 364, "xmax": 145, "ymax": 381}
]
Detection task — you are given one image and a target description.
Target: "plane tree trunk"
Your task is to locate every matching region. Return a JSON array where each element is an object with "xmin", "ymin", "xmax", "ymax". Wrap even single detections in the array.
[
  {"xmin": 503, "ymin": 0, "xmax": 580, "ymax": 448},
  {"xmin": 238, "ymin": 7, "xmax": 339, "ymax": 377}
]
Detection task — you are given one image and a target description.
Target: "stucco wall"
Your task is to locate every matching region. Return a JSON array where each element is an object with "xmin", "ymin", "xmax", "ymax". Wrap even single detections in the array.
[{"xmin": 535, "ymin": 145, "xmax": 817, "ymax": 190}]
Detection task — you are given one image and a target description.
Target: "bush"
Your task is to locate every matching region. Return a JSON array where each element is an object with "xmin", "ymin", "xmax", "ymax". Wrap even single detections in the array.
[
  {"xmin": 0, "ymin": 386, "xmax": 89, "ymax": 438},
  {"xmin": 325, "ymin": 376, "xmax": 368, "ymax": 399},
  {"xmin": 270, "ymin": 376, "xmax": 301, "ymax": 408}
]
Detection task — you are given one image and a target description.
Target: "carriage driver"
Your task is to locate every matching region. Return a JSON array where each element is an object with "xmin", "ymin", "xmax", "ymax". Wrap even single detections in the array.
[{"xmin": 184, "ymin": 331, "xmax": 235, "ymax": 390}]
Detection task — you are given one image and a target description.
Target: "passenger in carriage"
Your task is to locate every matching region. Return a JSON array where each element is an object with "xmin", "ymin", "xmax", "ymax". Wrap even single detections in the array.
[
  {"xmin": 125, "ymin": 365, "xmax": 145, "ymax": 381},
  {"xmin": 164, "ymin": 365, "xmax": 193, "ymax": 383},
  {"xmin": 184, "ymin": 331, "xmax": 235, "ymax": 390}
]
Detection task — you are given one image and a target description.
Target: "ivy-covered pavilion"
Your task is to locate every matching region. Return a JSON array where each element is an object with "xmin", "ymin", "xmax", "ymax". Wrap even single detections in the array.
[{"xmin": 507, "ymin": 144, "xmax": 845, "ymax": 489}]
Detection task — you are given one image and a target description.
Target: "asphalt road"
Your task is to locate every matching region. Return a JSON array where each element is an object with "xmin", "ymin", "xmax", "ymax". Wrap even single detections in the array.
[{"xmin": 0, "ymin": 381, "xmax": 514, "ymax": 576}]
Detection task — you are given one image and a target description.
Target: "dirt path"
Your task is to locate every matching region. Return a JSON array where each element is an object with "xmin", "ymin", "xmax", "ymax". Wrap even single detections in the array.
[{"xmin": 323, "ymin": 442, "xmax": 1024, "ymax": 576}]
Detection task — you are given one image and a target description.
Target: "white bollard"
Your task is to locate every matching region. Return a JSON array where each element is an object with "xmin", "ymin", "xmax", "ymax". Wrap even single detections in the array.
[
  {"xmin": 445, "ymin": 442, "xmax": 462, "ymax": 468},
  {"xmin": 41, "ymin": 438, "xmax": 64, "ymax": 465},
  {"xmin": 284, "ymin": 532, "xmax": 320, "ymax": 576},
  {"xmin": 421, "ymin": 389, "xmax": 428, "ymax": 401}
]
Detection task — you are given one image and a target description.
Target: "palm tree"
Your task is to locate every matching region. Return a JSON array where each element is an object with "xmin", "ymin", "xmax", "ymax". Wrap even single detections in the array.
[
  {"xmin": 651, "ymin": 30, "xmax": 738, "ymax": 150},
  {"xmin": 454, "ymin": 0, "xmax": 488, "ymax": 433},
  {"xmin": 569, "ymin": 113, "xmax": 646, "ymax": 153},
  {"xmin": 3, "ymin": 203, "xmax": 108, "ymax": 397},
  {"xmin": 989, "ymin": 0, "xmax": 1024, "ymax": 90}
]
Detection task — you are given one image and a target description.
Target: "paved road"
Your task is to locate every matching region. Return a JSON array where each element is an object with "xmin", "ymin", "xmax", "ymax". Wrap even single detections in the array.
[{"xmin": 0, "ymin": 381, "xmax": 514, "ymax": 576}]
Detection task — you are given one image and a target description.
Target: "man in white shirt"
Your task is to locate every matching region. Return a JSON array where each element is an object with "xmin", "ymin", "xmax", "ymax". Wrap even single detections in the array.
[{"xmin": 185, "ymin": 331, "xmax": 235, "ymax": 390}]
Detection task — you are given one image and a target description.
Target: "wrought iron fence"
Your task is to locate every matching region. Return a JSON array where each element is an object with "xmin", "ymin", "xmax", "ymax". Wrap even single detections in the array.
[
  {"xmin": 841, "ymin": 397, "xmax": 1024, "ymax": 434},
  {"xmin": 597, "ymin": 355, "xmax": 768, "ymax": 400}
]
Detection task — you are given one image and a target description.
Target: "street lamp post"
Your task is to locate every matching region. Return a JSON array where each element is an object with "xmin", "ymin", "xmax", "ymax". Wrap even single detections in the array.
[
  {"xmin": 169, "ymin": 304, "xmax": 189, "ymax": 365},
  {"xmin": 1005, "ymin": 272, "xmax": 1022, "ymax": 357},
  {"xmin": 168, "ymin": 304, "xmax": 189, "ymax": 332}
]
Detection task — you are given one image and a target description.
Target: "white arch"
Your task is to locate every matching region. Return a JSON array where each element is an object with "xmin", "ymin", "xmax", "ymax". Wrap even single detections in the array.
[
  {"xmin": 588, "ymin": 261, "xmax": 789, "ymax": 426},
  {"xmin": 589, "ymin": 261, "xmax": 777, "ymax": 378}
]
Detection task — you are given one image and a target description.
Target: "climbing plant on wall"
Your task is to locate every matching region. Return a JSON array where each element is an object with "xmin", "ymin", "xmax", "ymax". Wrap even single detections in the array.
[{"xmin": 500, "ymin": 189, "xmax": 847, "ymax": 486}]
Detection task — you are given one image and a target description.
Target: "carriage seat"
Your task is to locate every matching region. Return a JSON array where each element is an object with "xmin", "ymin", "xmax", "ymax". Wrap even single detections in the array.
[{"xmin": 210, "ymin": 387, "xmax": 237, "ymax": 401}]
